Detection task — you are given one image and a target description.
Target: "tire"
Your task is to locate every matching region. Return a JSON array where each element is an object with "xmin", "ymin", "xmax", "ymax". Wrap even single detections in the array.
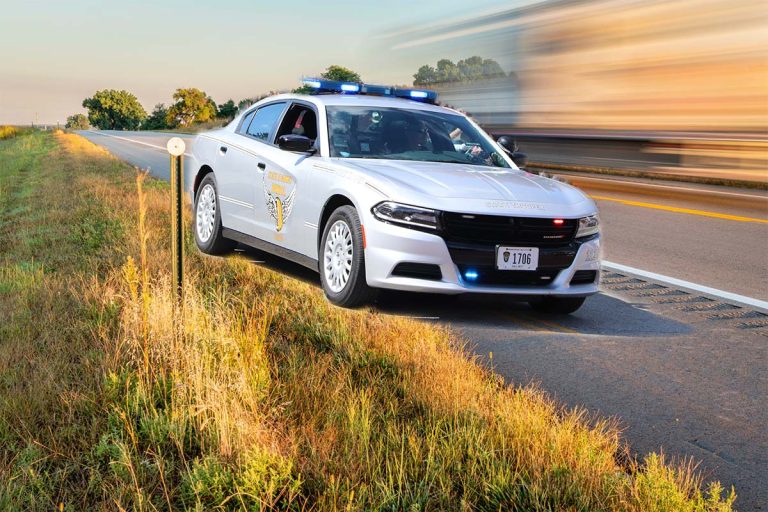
[
  {"xmin": 319, "ymin": 206, "xmax": 377, "ymax": 307},
  {"xmin": 194, "ymin": 174, "xmax": 234, "ymax": 255},
  {"xmin": 529, "ymin": 296, "xmax": 586, "ymax": 315}
]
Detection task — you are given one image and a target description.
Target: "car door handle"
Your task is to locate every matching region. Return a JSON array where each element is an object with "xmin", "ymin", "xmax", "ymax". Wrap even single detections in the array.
[
  {"xmin": 257, "ymin": 162, "xmax": 266, "ymax": 170},
  {"xmin": 219, "ymin": 146, "xmax": 227, "ymax": 154}
]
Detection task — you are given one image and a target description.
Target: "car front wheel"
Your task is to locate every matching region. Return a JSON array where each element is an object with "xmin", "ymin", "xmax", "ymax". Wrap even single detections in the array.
[{"xmin": 319, "ymin": 206, "xmax": 377, "ymax": 307}]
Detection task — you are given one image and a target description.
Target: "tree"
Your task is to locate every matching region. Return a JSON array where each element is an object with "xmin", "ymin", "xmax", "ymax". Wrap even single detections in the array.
[
  {"xmin": 320, "ymin": 65, "xmax": 361, "ymax": 83},
  {"xmin": 436, "ymin": 59, "xmax": 463, "ymax": 83},
  {"xmin": 82, "ymin": 89, "xmax": 147, "ymax": 130},
  {"xmin": 65, "ymin": 114, "xmax": 89, "ymax": 130},
  {"xmin": 143, "ymin": 103, "xmax": 169, "ymax": 130},
  {"xmin": 238, "ymin": 98, "xmax": 255, "ymax": 110},
  {"xmin": 413, "ymin": 64, "xmax": 438, "ymax": 86},
  {"xmin": 217, "ymin": 99, "xmax": 238, "ymax": 120},
  {"xmin": 481, "ymin": 59, "xmax": 506, "ymax": 79},
  {"xmin": 166, "ymin": 88, "xmax": 218, "ymax": 128},
  {"xmin": 413, "ymin": 57, "xmax": 507, "ymax": 85},
  {"xmin": 293, "ymin": 64, "xmax": 363, "ymax": 93}
]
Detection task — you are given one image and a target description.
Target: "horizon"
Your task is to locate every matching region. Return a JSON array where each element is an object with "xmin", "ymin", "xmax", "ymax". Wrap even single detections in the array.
[{"xmin": 0, "ymin": 0, "xmax": 515, "ymax": 125}]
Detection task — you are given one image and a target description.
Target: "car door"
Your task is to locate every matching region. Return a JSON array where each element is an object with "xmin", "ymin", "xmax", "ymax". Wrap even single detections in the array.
[
  {"xmin": 216, "ymin": 102, "xmax": 287, "ymax": 236},
  {"xmin": 251, "ymin": 101, "xmax": 321, "ymax": 258}
]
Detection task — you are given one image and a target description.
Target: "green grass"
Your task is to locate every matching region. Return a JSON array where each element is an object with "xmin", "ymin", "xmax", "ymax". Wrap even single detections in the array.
[{"xmin": 0, "ymin": 131, "xmax": 737, "ymax": 511}]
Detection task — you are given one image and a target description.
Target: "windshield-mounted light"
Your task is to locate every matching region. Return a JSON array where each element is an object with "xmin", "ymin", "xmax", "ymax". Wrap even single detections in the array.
[
  {"xmin": 576, "ymin": 214, "xmax": 600, "ymax": 238},
  {"xmin": 372, "ymin": 202, "xmax": 440, "ymax": 230}
]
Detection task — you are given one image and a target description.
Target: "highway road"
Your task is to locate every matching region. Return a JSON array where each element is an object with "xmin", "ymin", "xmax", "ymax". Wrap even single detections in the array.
[
  {"xmin": 507, "ymin": 133, "xmax": 768, "ymax": 184},
  {"xmin": 81, "ymin": 130, "xmax": 768, "ymax": 510}
]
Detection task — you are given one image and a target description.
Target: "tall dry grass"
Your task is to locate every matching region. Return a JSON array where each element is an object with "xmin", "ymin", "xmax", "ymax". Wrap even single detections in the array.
[
  {"xmin": 0, "ymin": 131, "xmax": 737, "ymax": 511},
  {"xmin": 0, "ymin": 126, "xmax": 19, "ymax": 140}
]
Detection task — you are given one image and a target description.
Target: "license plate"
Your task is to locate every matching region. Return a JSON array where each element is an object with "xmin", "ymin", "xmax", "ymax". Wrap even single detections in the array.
[{"xmin": 496, "ymin": 246, "xmax": 539, "ymax": 271}]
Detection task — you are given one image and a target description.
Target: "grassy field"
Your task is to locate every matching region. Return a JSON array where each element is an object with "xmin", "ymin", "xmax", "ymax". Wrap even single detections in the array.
[{"xmin": 0, "ymin": 130, "xmax": 736, "ymax": 511}]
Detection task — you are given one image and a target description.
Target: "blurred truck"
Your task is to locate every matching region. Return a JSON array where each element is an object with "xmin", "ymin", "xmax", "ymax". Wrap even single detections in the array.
[{"xmin": 388, "ymin": 0, "xmax": 768, "ymax": 183}]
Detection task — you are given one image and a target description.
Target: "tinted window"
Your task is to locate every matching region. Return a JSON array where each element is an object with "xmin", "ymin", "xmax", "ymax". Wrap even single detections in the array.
[
  {"xmin": 246, "ymin": 103, "xmax": 286, "ymax": 142},
  {"xmin": 237, "ymin": 110, "xmax": 257, "ymax": 134}
]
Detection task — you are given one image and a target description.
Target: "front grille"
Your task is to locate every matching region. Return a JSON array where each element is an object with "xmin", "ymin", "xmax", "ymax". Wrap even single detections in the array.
[
  {"xmin": 391, "ymin": 262, "xmax": 442, "ymax": 281},
  {"xmin": 441, "ymin": 212, "xmax": 577, "ymax": 246},
  {"xmin": 457, "ymin": 265, "xmax": 560, "ymax": 286},
  {"xmin": 570, "ymin": 270, "xmax": 597, "ymax": 285},
  {"xmin": 447, "ymin": 242, "xmax": 577, "ymax": 269}
]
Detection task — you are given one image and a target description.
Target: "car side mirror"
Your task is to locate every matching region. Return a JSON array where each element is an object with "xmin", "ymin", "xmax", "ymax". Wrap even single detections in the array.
[
  {"xmin": 496, "ymin": 135, "xmax": 527, "ymax": 169},
  {"xmin": 277, "ymin": 134, "xmax": 314, "ymax": 153},
  {"xmin": 496, "ymin": 135, "xmax": 518, "ymax": 154}
]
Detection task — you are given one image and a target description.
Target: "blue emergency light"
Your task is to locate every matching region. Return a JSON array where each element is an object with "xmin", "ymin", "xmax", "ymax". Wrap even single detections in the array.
[
  {"xmin": 301, "ymin": 78, "xmax": 438, "ymax": 104},
  {"xmin": 464, "ymin": 269, "xmax": 479, "ymax": 281}
]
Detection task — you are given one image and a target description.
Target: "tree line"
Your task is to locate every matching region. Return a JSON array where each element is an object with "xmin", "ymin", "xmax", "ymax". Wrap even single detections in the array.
[
  {"xmin": 66, "ymin": 59, "xmax": 506, "ymax": 131},
  {"xmin": 412, "ymin": 56, "xmax": 508, "ymax": 86},
  {"xmin": 67, "ymin": 65, "xmax": 363, "ymax": 131},
  {"xmin": 67, "ymin": 88, "xmax": 244, "ymax": 131}
]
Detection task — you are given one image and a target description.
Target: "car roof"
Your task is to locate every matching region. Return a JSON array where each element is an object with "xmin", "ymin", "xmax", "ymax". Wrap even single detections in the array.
[{"xmin": 256, "ymin": 93, "xmax": 461, "ymax": 115}]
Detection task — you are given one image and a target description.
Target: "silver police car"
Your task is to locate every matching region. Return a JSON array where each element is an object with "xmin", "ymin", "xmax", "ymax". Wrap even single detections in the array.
[{"xmin": 190, "ymin": 79, "xmax": 600, "ymax": 313}]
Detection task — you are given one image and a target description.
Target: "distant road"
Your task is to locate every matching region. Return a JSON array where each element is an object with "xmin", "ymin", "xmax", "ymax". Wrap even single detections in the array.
[
  {"xmin": 507, "ymin": 134, "xmax": 768, "ymax": 185},
  {"xmin": 80, "ymin": 129, "xmax": 768, "ymax": 510}
]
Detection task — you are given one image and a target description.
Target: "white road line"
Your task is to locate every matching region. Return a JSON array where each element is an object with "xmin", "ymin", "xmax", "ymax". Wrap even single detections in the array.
[
  {"xmin": 603, "ymin": 260, "xmax": 768, "ymax": 312},
  {"xmin": 85, "ymin": 130, "xmax": 193, "ymax": 157},
  {"xmin": 562, "ymin": 174, "xmax": 768, "ymax": 200}
]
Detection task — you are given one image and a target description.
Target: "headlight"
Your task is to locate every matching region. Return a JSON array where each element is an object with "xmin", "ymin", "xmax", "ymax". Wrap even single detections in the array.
[
  {"xmin": 372, "ymin": 201, "xmax": 440, "ymax": 230},
  {"xmin": 576, "ymin": 214, "xmax": 599, "ymax": 238}
]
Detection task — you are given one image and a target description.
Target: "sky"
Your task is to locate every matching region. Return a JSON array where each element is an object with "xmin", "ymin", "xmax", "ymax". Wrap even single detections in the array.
[{"xmin": 0, "ymin": 0, "xmax": 515, "ymax": 125}]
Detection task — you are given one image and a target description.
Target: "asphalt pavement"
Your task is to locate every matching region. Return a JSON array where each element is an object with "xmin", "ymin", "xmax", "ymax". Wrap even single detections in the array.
[{"xmin": 80, "ymin": 130, "xmax": 768, "ymax": 510}]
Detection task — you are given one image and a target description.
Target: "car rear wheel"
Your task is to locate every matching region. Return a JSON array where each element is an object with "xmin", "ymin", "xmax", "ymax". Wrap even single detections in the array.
[
  {"xmin": 194, "ymin": 174, "xmax": 234, "ymax": 255},
  {"xmin": 320, "ymin": 206, "xmax": 377, "ymax": 307},
  {"xmin": 529, "ymin": 296, "xmax": 586, "ymax": 314}
]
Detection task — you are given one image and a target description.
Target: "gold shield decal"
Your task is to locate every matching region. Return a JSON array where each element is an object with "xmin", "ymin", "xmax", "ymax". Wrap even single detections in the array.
[{"xmin": 264, "ymin": 170, "xmax": 295, "ymax": 232}]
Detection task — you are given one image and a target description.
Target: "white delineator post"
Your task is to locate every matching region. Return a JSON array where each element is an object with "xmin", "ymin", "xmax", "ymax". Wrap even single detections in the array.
[{"xmin": 167, "ymin": 137, "xmax": 186, "ymax": 328}]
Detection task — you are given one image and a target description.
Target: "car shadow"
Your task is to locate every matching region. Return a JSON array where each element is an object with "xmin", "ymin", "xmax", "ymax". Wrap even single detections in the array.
[{"xmin": 234, "ymin": 245, "xmax": 691, "ymax": 338}]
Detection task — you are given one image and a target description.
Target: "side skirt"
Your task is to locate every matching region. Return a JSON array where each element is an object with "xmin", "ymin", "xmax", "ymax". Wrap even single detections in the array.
[{"xmin": 221, "ymin": 228, "xmax": 319, "ymax": 272}]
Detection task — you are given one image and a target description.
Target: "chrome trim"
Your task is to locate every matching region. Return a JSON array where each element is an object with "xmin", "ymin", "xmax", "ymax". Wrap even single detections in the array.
[{"xmin": 218, "ymin": 195, "xmax": 253, "ymax": 209}]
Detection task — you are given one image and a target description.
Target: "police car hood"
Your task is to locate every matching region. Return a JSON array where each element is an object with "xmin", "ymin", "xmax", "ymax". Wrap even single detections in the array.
[{"xmin": 340, "ymin": 159, "xmax": 591, "ymax": 208}]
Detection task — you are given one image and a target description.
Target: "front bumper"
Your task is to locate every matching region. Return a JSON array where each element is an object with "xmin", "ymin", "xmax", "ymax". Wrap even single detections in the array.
[{"xmin": 363, "ymin": 219, "xmax": 601, "ymax": 296}]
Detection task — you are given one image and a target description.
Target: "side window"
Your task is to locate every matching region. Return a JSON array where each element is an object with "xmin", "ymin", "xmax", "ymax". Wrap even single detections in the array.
[
  {"xmin": 274, "ymin": 103, "xmax": 318, "ymax": 142},
  {"xmin": 245, "ymin": 103, "xmax": 286, "ymax": 142},
  {"xmin": 237, "ymin": 109, "xmax": 257, "ymax": 134}
]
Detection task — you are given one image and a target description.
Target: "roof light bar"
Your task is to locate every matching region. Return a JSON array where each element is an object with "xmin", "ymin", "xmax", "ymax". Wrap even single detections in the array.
[
  {"xmin": 360, "ymin": 83, "xmax": 392, "ymax": 96},
  {"xmin": 393, "ymin": 87, "xmax": 438, "ymax": 102},
  {"xmin": 300, "ymin": 78, "xmax": 437, "ymax": 103}
]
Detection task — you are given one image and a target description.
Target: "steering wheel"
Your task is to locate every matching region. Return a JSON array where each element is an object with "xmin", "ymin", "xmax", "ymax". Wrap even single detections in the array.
[{"xmin": 463, "ymin": 143, "xmax": 489, "ymax": 163}]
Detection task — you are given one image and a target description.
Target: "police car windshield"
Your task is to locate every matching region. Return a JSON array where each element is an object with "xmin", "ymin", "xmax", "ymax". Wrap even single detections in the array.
[{"xmin": 326, "ymin": 106, "xmax": 510, "ymax": 168}]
